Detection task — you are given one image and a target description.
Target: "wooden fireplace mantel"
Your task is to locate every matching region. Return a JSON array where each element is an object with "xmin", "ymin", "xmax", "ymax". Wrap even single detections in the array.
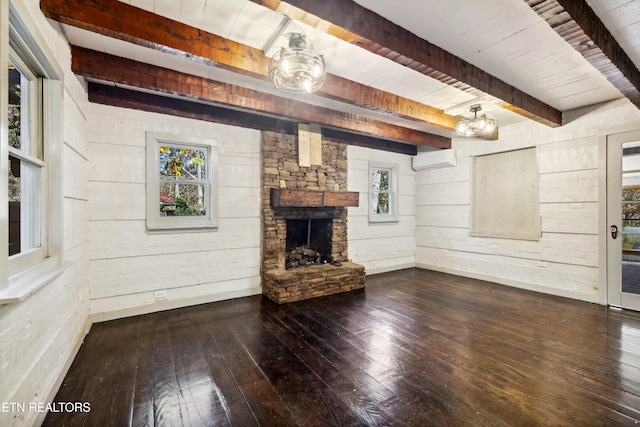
[{"xmin": 270, "ymin": 188, "xmax": 360, "ymax": 208}]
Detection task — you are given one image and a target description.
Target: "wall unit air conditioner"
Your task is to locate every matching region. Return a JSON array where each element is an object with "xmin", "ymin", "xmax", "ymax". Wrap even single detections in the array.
[{"xmin": 412, "ymin": 149, "xmax": 456, "ymax": 171}]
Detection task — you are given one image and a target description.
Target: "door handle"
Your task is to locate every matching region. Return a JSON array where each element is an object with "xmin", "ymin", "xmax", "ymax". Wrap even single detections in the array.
[{"xmin": 611, "ymin": 225, "xmax": 618, "ymax": 239}]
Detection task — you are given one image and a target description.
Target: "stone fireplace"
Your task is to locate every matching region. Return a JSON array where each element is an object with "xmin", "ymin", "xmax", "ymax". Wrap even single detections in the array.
[{"xmin": 261, "ymin": 131, "xmax": 365, "ymax": 304}]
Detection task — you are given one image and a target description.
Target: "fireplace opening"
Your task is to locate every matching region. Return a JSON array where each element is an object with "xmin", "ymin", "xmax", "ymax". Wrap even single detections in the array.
[{"xmin": 286, "ymin": 218, "xmax": 332, "ymax": 269}]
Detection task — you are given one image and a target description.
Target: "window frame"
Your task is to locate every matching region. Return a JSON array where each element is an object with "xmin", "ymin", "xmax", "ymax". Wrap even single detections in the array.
[
  {"xmin": 1, "ymin": 1, "xmax": 65, "ymax": 301},
  {"xmin": 8, "ymin": 49, "xmax": 47, "ymax": 274},
  {"xmin": 146, "ymin": 132, "xmax": 219, "ymax": 233},
  {"xmin": 368, "ymin": 161, "xmax": 399, "ymax": 223}
]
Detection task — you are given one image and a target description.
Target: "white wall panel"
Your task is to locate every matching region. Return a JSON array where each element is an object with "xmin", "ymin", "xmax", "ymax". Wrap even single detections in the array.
[
  {"xmin": 539, "ymin": 169, "xmax": 598, "ymax": 203},
  {"xmin": 90, "ymin": 218, "xmax": 260, "ymax": 260},
  {"xmin": 0, "ymin": 2, "xmax": 91, "ymax": 426},
  {"xmin": 416, "ymin": 226, "xmax": 598, "ymax": 267},
  {"xmin": 87, "ymin": 104, "xmax": 262, "ymax": 320},
  {"xmin": 413, "ymin": 104, "xmax": 640, "ymax": 305},
  {"xmin": 347, "ymin": 146, "xmax": 416, "ymax": 274},
  {"xmin": 416, "ymin": 205, "xmax": 470, "ymax": 228}
]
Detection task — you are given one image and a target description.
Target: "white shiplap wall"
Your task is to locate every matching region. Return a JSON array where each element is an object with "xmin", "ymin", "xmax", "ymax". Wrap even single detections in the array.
[
  {"xmin": 416, "ymin": 98, "xmax": 640, "ymax": 304},
  {"xmin": 0, "ymin": 1, "xmax": 92, "ymax": 426},
  {"xmin": 87, "ymin": 105, "xmax": 262, "ymax": 321},
  {"xmin": 348, "ymin": 146, "xmax": 416, "ymax": 274}
]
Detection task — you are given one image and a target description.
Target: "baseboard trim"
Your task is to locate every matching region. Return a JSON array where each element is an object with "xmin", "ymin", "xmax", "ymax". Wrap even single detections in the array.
[
  {"xmin": 365, "ymin": 262, "xmax": 416, "ymax": 275},
  {"xmin": 415, "ymin": 263, "xmax": 600, "ymax": 304},
  {"xmin": 91, "ymin": 287, "xmax": 263, "ymax": 322}
]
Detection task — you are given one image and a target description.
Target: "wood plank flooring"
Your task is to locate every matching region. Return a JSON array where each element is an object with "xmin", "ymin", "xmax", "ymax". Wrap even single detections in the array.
[{"xmin": 43, "ymin": 268, "xmax": 640, "ymax": 426}]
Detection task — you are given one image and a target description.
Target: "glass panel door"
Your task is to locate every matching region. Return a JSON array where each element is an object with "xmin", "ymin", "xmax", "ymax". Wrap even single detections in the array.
[{"xmin": 608, "ymin": 131, "xmax": 640, "ymax": 310}]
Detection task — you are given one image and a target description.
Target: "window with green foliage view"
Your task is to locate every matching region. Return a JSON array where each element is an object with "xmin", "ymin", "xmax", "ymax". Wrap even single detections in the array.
[
  {"xmin": 369, "ymin": 162, "xmax": 398, "ymax": 223},
  {"xmin": 146, "ymin": 133, "xmax": 218, "ymax": 232},
  {"xmin": 159, "ymin": 145, "xmax": 207, "ymax": 217}
]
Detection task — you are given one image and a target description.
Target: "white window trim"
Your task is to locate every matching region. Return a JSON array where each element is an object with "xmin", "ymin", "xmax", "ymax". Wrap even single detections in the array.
[
  {"xmin": 0, "ymin": 2, "xmax": 65, "ymax": 303},
  {"xmin": 146, "ymin": 132, "xmax": 219, "ymax": 233},
  {"xmin": 8, "ymin": 50, "xmax": 47, "ymax": 275},
  {"xmin": 368, "ymin": 161, "xmax": 399, "ymax": 223}
]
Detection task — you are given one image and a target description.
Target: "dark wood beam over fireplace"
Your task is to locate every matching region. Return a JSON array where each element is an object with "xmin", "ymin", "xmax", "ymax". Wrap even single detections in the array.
[{"xmin": 270, "ymin": 189, "xmax": 360, "ymax": 208}]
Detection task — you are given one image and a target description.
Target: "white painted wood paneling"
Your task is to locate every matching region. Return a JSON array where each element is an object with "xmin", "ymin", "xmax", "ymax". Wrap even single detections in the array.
[
  {"xmin": 90, "ymin": 218, "xmax": 260, "ymax": 260},
  {"xmin": 538, "ymin": 137, "xmax": 599, "ymax": 173},
  {"xmin": 89, "ymin": 247, "xmax": 260, "ymax": 299},
  {"xmin": 416, "ymin": 181, "xmax": 470, "ymax": 206},
  {"xmin": 540, "ymin": 202, "xmax": 599, "ymax": 234},
  {"xmin": 91, "ymin": 276, "xmax": 261, "ymax": 322},
  {"xmin": 416, "ymin": 205, "xmax": 470, "ymax": 229},
  {"xmin": 416, "ymin": 246, "xmax": 599, "ymax": 302},
  {"xmin": 416, "ymin": 226, "xmax": 598, "ymax": 267},
  {"xmin": 347, "ymin": 146, "xmax": 416, "ymax": 274},
  {"xmin": 539, "ymin": 169, "xmax": 598, "ymax": 203},
  {"xmin": 1, "ymin": 2, "xmax": 92, "ymax": 426},
  {"xmin": 87, "ymin": 105, "xmax": 262, "ymax": 320},
  {"xmin": 63, "ymin": 145, "xmax": 89, "ymax": 202},
  {"xmin": 414, "ymin": 120, "xmax": 615, "ymax": 304}
]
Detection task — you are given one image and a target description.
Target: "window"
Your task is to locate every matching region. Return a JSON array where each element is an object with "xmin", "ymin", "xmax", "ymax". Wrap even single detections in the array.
[
  {"xmin": 8, "ymin": 53, "xmax": 45, "ymax": 272},
  {"xmin": 369, "ymin": 162, "xmax": 399, "ymax": 223},
  {"xmin": 1, "ymin": 2, "xmax": 65, "ymax": 300},
  {"xmin": 471, "ymin": 147, "xmax": 541, "ymax": 241},
  {"xmin": 146, "ymin": 132, "xmax": 218, "ymax": 232}
]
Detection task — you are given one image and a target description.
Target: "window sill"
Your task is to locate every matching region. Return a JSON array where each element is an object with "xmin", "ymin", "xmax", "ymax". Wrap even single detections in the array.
[
  {"xmin": 0, "ymin": 260, "xmax": 72, "ymax": 305},
  {"xmin": 146, "ymin": 225, "xmax": 219, "ymax": 235},
  {"xmin": 368, "ymin": 216, "xmax": 400, "ymax": 224}
]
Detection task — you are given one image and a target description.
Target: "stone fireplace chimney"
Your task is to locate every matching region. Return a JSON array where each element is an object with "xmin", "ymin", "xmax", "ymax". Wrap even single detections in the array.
[{"xmin": 261, "ymin": 131, "xmax": 365, "ymax": 303}]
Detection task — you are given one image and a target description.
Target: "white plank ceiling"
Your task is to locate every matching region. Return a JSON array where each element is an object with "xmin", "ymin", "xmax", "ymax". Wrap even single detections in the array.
[{"xmin": 64, "ymin": 0, "xmax": 640, "ymax": 135}]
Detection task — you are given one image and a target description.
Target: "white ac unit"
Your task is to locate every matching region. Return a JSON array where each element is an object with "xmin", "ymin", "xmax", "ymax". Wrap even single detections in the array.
[{"xmin": 412, "ymin": 149, "xmax": 456, "ymax": 171}]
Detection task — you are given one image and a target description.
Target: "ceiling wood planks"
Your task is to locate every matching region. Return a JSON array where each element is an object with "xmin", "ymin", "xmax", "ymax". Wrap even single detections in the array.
[
  {"xmin": 40, "ymin": 0, "xmax": 457, "ymax": 134},
  {"xmin": 73, "ymin": 46, "xmax": 449, "ymax": 148},
  {"xmin": 528, "ymin": 0, "xmax": 640, "ymax": 108},
  {"xmin": 250, "ymin": 0, "xmax": 562, "ymax": 127}
]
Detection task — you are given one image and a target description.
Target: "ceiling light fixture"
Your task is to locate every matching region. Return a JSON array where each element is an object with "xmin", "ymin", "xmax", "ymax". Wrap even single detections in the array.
[
  {"xmin": 268, "ymin": 33, "xmax": 326, "ymax": 94},
  {"xmin": 455, "ymin": 104, "xmax": 497, "ymax": 137}
]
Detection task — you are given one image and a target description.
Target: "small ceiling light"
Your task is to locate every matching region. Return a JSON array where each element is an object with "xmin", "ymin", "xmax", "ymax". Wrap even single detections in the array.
[
  {"xmin": 455, "ymin": 104, "xmax": 498, "ymax": 137},
  {"xmin": 268, "ymin": 33, "xmax": 326, "ymax": 94}
]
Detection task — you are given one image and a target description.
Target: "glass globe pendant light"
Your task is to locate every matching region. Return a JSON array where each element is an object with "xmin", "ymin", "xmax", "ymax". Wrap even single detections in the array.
[
  {"xmin": 455, "ymin": 104, "xmax": 498, "ymax": 137},
  {"xmin": 268, "ymin": 33, "xmax": 326, "ymax": 93}
]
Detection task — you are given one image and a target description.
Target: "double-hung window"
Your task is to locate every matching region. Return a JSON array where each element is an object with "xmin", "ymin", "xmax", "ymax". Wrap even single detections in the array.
[
  {"xmin": 369, "ymin": 162, "xmax": 399, "ymax": 223},
  {"xmin": 8, "ymin": 52, "xmax": 46, "ymax": 272},
  {"xmin": 2, "ymin": 2, "xmax": 64, "ymax": 300},
  {"xmin": 146, "ymin": 132, "xmax": 218, "ymax": 232}
]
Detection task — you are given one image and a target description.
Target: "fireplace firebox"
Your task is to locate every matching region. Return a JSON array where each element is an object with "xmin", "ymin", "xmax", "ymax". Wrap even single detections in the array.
[{"xmin": 286, "ymin": 219, "xmax": 332, "ymax": 268}]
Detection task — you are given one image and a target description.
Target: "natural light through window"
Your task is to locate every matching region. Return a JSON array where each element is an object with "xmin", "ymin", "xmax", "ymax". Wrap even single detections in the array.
[
  {"xmin": 7, "ymin": 54, "xmax": 46, "ymax": 272},
  {"xmin": 146, "ymin": 132, "xmax": 218, "ymax": 232},
  {"xmin": 369, "ymin": 162, "xmax": 398, "ymax": 223}
]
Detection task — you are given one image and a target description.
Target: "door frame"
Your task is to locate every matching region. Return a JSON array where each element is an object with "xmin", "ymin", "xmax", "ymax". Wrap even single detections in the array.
[{"xmin": 604, "ymin": 128, "xmax": 640, "ymax": 310}]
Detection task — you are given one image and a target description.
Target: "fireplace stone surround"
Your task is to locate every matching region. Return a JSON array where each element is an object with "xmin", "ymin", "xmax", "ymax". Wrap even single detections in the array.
[{"xmin": 261, "ymin": 131, "xmax": 365, "ymax": 303}]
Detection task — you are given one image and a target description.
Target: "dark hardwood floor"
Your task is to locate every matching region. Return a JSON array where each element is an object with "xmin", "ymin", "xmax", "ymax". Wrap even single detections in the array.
[{"xmin": 44, "ymin": 268, "xmax": 640, "ymax": 426}]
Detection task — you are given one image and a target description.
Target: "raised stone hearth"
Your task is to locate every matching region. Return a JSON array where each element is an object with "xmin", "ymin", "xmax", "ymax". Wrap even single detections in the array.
[
  {"xmin": 261, "ymin": 131, "xmax": 366, "ymax": 304},
  {"xmin": 263, "ymin": 262, "xmax": 365, "ymax": 304}
]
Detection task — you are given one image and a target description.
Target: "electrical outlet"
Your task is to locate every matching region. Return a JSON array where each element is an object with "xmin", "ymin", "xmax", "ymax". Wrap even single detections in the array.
[
  {"xmin": 537, "ymin": 261, "xmax": 549, "ymax": 268},
  {"xmin": 154, "ymin": 290, "xmax": 167, "ymax": 301}
]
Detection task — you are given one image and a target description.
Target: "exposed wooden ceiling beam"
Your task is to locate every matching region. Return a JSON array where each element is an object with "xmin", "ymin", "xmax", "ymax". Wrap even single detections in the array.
[
  {"xmin": 72, "ymin": 46, "xmax": 450, "ymax": 148},
  {"xmin": 40, "ymin": 0, "xmax": 457, "ymax": 132},
  {"xmin": 527, "ymin": 0, "xmax": 640, "ymax": 108},
  {"xmin": 88, "ymin": 84, "xmax": 418, "ymax": 155},
  {"xmin": 250, "ymin": 0, "xmax": 563, "ymax": 128}
]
